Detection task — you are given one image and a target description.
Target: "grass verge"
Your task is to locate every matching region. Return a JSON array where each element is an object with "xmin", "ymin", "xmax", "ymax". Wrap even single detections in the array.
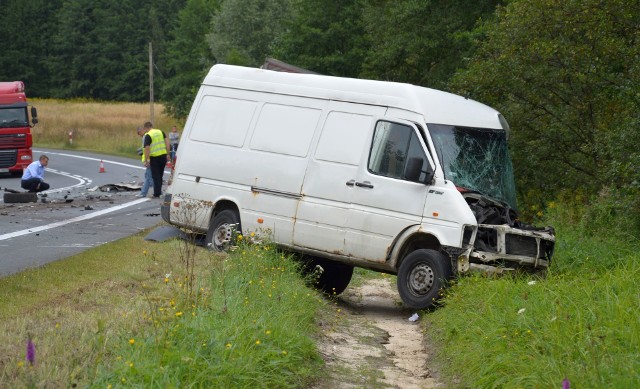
[
  {"xmin": 428, "ymin": 219, "xmax": 640, "ymax": 388},
  {"xmin": 0, "ymin": 231, "xmax": 325, "ymax": 388}
]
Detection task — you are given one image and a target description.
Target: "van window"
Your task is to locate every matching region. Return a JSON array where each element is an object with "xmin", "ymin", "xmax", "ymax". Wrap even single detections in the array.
[
  {"xmin": 315, "ymin": 111, "xmax": 372, "ymax": 166},
  {"xmin": 368, "ymin": 120, "xmax": 428, "ymax": 181},
  {"xmin": 250, "ymin": 103, "xmax": 321, "ymax": 157},
  {"xmin": 190, "ymin": 95, "xmax": 257, "ymax": 147}
]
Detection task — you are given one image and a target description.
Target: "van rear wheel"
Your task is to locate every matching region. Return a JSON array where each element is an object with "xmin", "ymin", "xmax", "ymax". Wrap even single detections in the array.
[
  {"xmin": 397, "ymin": 249, "xmax": 452, "ymax": 310},
  {"xmin": 301, "ymin": 256, "xmax": 353, "ymax": 296},
  {"xmin": 205, "ymin": 209, "xmax": 241, "ymax": 251}
]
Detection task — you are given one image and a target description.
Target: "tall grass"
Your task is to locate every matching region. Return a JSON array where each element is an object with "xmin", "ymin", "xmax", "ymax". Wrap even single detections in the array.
[
  {"xmin": 31, "ymin": 99, "xmax": 181, "ymax": 157},
  {"xmin": 428, "ymin": 205, "xmax": 640, "ymax": 388},
  {"xmin": 0, "ymin": 232, "xmax": 324, "ymax": 388}
]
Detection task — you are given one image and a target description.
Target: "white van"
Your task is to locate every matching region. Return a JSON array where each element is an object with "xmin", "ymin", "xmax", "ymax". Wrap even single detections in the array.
[{"xmin": 161, "ymin": 64, "xmax": 555, "ymax": 309}]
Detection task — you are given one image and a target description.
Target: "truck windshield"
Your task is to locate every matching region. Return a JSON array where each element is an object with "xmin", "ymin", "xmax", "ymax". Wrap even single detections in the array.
[
  {"xmin": 0, "ymin": 107, "xmax": 28, "ymax": 128},
  {"xmin": 428, "ymin": 123, "xmax": 517, "ymax": 209}
]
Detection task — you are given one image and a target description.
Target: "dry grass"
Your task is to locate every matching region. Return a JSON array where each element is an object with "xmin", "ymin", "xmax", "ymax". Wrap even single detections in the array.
[{"xmin": 31, "ymin": 99, "xmax": 181, "ymax": 157}]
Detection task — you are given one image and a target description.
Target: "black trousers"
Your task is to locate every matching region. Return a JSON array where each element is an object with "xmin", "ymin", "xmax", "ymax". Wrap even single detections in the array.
[
  {"xmin": 21, "ymin": 178, "xmax": 50, "ymax": 192},
  {"xmin": 149, "ymin": 154, "xmax": 167, "ymax": 197}
]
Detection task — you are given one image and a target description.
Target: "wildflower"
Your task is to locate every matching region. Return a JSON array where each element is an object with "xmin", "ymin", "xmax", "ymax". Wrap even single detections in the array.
[
  {"xmin": 265, "ymin": 330, "xmax": 271, "ymax": 335},
  {"xmin": 107, "ymin": 385, "xmax": 112, "ymax": 389},
  {"xmin": 527, "ymin": 280, "xmax": 537, "ymax": 285},
  {"xmin": 250, "ymin": 232, "xmax": 255, "ymax": 237},
  {"xmin": 282, "ymin": 350, "xmax": 288, "ymax": 355},
  {"xmin": 517, "ymin": 308, "xmax": 526, "ymax": 314},
  {"xmin": 175, "ymin": 312, "xmax": 183, "ymax": 317},
  {"xmin": 255, "ymin": 340, "xmax": 261, "ymax": 345},
  {"xmin": 562, "ymin": 377, "xmax": 570, "ymax": 389},
  {"xmin": 237, "ymin": 235, "xmax": 243, "ymax": 241},
  {"xmin": 129, "ymin": 362, "xmax": 134, "ymax": 368},
  {"xmin": 226, "ymin": 343, "xmax": 232, "ymax": 349},
  {"xmin": 26, "ymin": 337, "xmax": 35, "ymax": 366},
  {"xmin": 17, "ymin": 361, "xmax": 24, "ymax": 367},
  {"xmin": 129, "ymin": 338, "xmax": 135, "ymax": 345}
]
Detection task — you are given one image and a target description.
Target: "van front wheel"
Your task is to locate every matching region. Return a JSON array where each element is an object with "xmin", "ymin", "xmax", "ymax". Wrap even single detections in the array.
[
  {"xmin": 205, "ymin": 209, "xmax": 241, "ymax": 251},
  {"xmin": 397, "ymin": 249, "xmax": 451, "ymax": 310}
]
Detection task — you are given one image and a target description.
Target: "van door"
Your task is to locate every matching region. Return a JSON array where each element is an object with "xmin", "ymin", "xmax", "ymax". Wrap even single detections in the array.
[
  {"xmin": 293, "ymin": 102, "xmax": 386, "ymax": 254},
  {"xmin": 345, "ymin": 119, "xmax": 435, "ymax": 262}
]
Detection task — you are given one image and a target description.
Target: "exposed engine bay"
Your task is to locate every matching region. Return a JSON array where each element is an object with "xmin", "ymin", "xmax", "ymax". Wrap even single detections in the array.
[{"xmin": 462, "ymin": 192, "xmax": 555, "ymax": 273}]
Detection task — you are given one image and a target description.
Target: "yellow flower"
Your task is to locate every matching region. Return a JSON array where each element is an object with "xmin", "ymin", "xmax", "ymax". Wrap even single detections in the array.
[
  {"xmin": 250, "ymin": 232, "xmax": 255, "ymax": 237},
  {"xmin": 237, "ymin": 235, "xmax": 243, "ymax": 240},
  {"xmin": 17, "ymin": 361, "xmax": 24, "ymax": 367},
  {"xmin": 107, "ymin": 385, "xmax": 112, "ymax": 389},
  {"xmin": 255, "ymin": 340, "xmax": 261, "ymax": 345},
  {"xmin": 265, "ymin": 330, "xmax": 271, "ymax": 335},
  {"xmin": 129, "ymin": 362, "xmax": 134, "ymax": 368},
  {"xmin": 282, "ymin": 351, "xmax": 288, "ymax": 355},
  {"xmin": 164, "ymin": 277, "xmax": 169, "ymax": 283},
  {"xmin": 129, "ymin": 338, "xmax": 135, "ymax": 345},
  {"xmin": 175, "ymin": 312, "xmax": 183, "ymax": 317},
  {"xmin": 226, "ymin": 343, "xmax": 232, "ymax": 349}
]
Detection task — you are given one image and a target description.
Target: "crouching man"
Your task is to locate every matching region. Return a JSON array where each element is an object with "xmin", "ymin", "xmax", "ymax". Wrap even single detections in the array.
[{"xmin": 21, "ymin": 155, "xmax": 50, "ymax": 193}]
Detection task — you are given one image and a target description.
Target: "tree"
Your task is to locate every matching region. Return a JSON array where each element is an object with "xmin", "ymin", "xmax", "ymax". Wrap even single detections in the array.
[
  {"xmin": 162, "ymin": 0, "xmax": 220, "ymax": 119},
  {"xmin": 360, "ymin": 0, "xmax": 502, "ymax": 89},
  {"xmin": 272, "ymin": 0, "xmax": 369, "ymax": 77},
  {"xmin": 207, "ymin": 0, "xmax": 292, "ymax": 67},
  {"xmin": 451, "ymin": 0, "xmax": 640, "ymax": 208}
]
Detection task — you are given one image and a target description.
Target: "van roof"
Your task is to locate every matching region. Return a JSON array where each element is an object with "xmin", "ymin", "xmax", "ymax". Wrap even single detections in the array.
[{"xmin": 203, "ymin": 65, "xmax": 504, "ymax": 129}]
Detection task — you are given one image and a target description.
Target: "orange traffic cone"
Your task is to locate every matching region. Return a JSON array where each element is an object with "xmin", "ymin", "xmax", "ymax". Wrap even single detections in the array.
[{"xmin": 99, "ymin": 160, "xmax": 106, "ymax": 173}]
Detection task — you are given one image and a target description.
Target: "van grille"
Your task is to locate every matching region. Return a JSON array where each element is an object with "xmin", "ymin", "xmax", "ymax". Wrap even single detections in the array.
[
  {"xmin": 505, "ymin": 234, "xmax": 538, "ymax": 257},
  {"xmin": 0, "ymin": 150, "xmax": 17, "ymax": 168}
]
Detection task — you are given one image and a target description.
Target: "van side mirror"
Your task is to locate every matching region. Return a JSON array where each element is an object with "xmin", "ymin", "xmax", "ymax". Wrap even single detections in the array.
[
  {"xmin": 405, "ymin": 157, "xmax": 435, "ymax": 185},
  {"xmin": 404, "ymin": 157, "xmax": 423, "ymax": 182}
]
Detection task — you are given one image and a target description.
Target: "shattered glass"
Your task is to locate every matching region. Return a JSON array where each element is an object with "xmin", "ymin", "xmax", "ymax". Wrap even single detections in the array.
[{"xmin": 428, "ymin": 124, "xmax": 517, "ymax": 210}]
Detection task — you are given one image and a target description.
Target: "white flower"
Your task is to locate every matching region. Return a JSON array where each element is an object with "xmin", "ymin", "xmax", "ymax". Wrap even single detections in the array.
[
  {"xmin": 517, "ymin": 308, "xmax": 526, "ymax": 315},
  {"xmin": 165, "ymin": 273, "xmax": 171, "ymax": 279},
  {"xmin": 527, "ymin": 280, "xmax": 537, "ymax": 285}
]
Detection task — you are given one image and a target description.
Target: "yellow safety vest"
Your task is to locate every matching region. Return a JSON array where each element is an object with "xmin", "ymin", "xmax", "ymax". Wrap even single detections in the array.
[{"xmin": 148, "ymin": 129, "xmax": 167, "ymax": 157}]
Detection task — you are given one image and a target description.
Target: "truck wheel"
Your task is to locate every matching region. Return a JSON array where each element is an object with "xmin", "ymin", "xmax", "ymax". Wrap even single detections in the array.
[
  {"xmin": 205, "ymin": 209, "xmax": 241, "ymax": 251},
  {"xmin": 302, "ymin": 256, "xmax": 353, "ymax": 296},
  {"xmin": 397, "ymin": 249, "xmax": 452, "ymax": 310}
]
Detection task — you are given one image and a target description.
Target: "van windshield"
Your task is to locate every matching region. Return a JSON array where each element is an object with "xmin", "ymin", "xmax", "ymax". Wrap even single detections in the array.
[{"xmin": 428, "ymin": 123, "xmax": 517, "ymax": 209}]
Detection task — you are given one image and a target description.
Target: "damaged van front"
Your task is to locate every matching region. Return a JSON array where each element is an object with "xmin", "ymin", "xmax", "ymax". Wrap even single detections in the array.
[{"xmin": 429, "ymin": 120, "xmax": 555, "ymax": 275}]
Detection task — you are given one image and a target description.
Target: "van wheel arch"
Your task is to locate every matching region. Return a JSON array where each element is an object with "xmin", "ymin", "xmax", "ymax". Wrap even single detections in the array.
[{"xmin": 205, "ymin": 202, "xmax": 241, "ymax": 251}]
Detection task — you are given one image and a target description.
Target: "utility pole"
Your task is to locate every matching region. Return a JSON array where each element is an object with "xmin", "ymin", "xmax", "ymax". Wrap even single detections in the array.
[{"xmin": 149, "ymin": 42, "xmax": 154, "ymax": 124}]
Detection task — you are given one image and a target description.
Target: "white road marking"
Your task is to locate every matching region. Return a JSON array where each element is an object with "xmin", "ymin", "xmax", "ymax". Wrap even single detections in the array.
[
  {"xmin": 0, "ymin": 198, "xmax": 149, "ymax": 241},
  {"xmin": 34, "ymin": 149, "xmax": 144, "ymax": 170},
  {"xmin": 39, "ymin": 168, "xmax": 92, "ymax": 195}
]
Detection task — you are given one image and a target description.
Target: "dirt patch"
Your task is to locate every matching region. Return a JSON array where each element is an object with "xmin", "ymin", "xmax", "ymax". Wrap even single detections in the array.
[{"xmin": 315, "ymin": 277, "xmax": 443, "ymax": 389}]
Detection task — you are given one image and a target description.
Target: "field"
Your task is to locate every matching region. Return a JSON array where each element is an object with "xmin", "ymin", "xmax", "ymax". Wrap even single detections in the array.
[{"xmin": 31, "ymin": 99, "xmax": 180, "ymax": 157}]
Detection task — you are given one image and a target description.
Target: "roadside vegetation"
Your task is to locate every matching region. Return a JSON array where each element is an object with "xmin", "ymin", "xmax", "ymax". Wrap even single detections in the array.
[
  {"xmin": 428, "ymin": 199, "xmax": 640, "ymax": 388},
  {"xmin": 0, "ymin": 230, "xmax": 325, "ymax": 388}
]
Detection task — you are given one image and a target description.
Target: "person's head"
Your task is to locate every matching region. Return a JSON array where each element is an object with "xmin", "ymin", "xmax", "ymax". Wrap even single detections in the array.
[
  {"xmin": 39, "ymin": 155, "xmax": 49, "ymax": 167},
  {"xmin": 171, "ymin": 126, "xmax": 177, "ymax": 132},
  {"xmin": 143, "ymin": 121, "xmax": 153, "ymax": 130},
  {"xmin": 136, "ymin": 126, "xmax": 144, "ymax": 136}
]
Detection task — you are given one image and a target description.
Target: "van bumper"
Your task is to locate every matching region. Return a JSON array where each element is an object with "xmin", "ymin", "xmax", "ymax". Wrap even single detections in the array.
[{"xmin": 161, "ymin": 193, "xmax": 172, "ymax": 223}]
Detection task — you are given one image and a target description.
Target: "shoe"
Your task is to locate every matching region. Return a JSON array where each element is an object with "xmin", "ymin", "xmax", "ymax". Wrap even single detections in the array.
[{"xmin": 136, "ymin": 193, "xmax": 147, "ymax": 198}]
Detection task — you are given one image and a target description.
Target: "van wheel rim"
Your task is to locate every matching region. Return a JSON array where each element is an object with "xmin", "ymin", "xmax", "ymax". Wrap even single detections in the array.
[
  {"xmin": 409, "ymin": 264, "xmax": 434, "ymax": 295},
  {"xmin": 213, "ymin": 224, "xmax": 232, "ymax": 248}
]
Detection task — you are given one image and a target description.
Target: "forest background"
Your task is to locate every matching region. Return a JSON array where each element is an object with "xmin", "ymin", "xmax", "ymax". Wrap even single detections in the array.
[{"xmin": 0, "ymin": 0, "xmax": 638, "ymax": 228}]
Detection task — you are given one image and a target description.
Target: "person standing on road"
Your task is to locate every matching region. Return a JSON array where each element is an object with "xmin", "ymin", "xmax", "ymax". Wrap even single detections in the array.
[
  {"xmin": 136, "ymin": 126, "xmax": 153, "ymax": 198},
  {"xmin": 169, "ymin": 125, "xmax": 180, "ymax": 162},
  {"xmin": 21, "ymin": 155, "xmax": 50, "ymax": 192},
  {"xmin": 142, "ymin": 121, "xmax": 169, "ymax": 198}
]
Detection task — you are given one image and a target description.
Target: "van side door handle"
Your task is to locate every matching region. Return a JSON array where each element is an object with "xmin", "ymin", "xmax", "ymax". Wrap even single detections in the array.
[
  {"xmin": 346, "ymin": 179, "xmax": 356, "ymax": 187},
  {"xmin": 355, "ymin": 181, "xmax": 374, "ymax": 189}
]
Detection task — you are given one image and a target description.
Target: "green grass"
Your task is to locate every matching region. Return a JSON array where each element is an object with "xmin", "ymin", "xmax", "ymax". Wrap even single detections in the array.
[
  {"xmin": 427, "ymin": 214, "xmax": 640, "ymax": 388},
  {"xmin": 0, "ymin": 232, "xmax": 325, "ymax": 388}
]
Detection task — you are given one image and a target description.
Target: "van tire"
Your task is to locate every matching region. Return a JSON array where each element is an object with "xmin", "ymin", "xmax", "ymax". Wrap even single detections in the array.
[
  {"xmin": 302, "ymin": 257, "xmax": 353, "ymax": 296},
  {"xmin": 397, "ymin": 249, "xmax": 451, "ymax": 310},
  {"xmin": 205, "ymin": 209, "xmax": 241, "ymax": 251}
]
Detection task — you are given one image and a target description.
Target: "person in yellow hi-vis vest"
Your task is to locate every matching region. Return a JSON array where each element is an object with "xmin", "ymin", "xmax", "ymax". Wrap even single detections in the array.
[{"xmin": 142, "ymin": 121, "xmax": 170, "ymax": 198}]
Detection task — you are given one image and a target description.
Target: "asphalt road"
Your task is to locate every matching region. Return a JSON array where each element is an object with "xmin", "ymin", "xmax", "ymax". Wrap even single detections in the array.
[{"xmin": 0, "ymin": 148, "xmax": 168, "ymax": 277}]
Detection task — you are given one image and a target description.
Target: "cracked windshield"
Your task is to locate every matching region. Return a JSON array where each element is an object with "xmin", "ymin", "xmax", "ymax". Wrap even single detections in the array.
[{"xmin": 428, "ymin": 123, "xmax": 517, "ymax": 209}]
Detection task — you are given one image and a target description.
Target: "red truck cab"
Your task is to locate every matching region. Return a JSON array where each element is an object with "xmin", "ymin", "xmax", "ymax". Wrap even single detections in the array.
[{"xmin": 0, "ymin": 81, "xmax": 38, "ymax": 176}]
